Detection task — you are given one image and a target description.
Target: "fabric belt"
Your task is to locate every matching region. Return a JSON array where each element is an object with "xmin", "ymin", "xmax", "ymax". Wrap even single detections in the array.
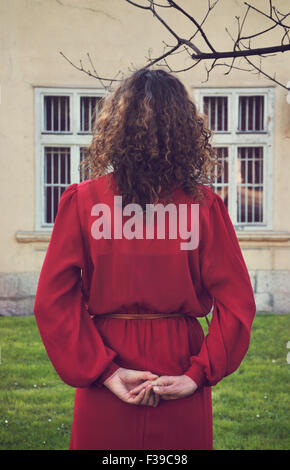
[{"xmin": 91, "ymin": 312, "xmax": 187, "ymax": 320}]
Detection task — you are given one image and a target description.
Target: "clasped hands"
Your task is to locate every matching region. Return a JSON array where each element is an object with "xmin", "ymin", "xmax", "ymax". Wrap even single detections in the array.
[{"xmin": 103, "ymin": 367, "xmax": 198, "ymax": 407}]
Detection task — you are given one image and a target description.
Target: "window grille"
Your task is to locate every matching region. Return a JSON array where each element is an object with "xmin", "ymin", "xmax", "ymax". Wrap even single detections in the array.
[
  {"xmin": 44, "ymin": 96, "xmax": 70, "ymax": 132},
  {"xmin": 238, "ymin": 96, "xmax": 264, "ymax": 132},
  {"xmin": 199, "ymin": 88, "xmax": 273, "ymax": 229},
  {"xmin": 44, "ymin": 146, "xmax": 71, "ymax": 223},
  {"xmin": 80, "ymin": 96, "xmax": 99, "ymax": 132},
  {"xmin": 203, "ymin": 96, "xmax": 228, "ymax": 131},
  {"xmin": 36, "ymin": 88, "xmax": 106, "ymax": 227},
  {"xmin": 237, "ymin": 147, "xmax": 264, "ymax": 223}
]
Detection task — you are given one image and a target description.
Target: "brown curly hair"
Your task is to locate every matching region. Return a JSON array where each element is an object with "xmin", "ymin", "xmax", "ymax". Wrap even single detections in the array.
[{"xmin": 81, "ymin": 67, "xmax": 221, "ymax": 210}]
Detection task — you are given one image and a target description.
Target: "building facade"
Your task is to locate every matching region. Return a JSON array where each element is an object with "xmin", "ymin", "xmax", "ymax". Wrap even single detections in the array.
[{"xmin": 1, "ymin": 0, "xmax": 290, "ymax": 315}]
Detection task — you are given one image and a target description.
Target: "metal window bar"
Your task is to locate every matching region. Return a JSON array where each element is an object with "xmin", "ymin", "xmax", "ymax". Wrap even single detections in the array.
[
  {"xmin": 44, "ymin": 98, "xmax": 47, "ymax": 130},
  {"xmin": 44, "ymin": 147, "xmax": 71, "ymax": 223},
  {"xmin": 65, "ymin": 97, "xmax": 68, "ymax": 131},
  {"xmin": 89, "ymin": 99, "xmax": 92, "ymax": 128},
  {"xmin": 208, "ymin": 97, "xmax": 212, "ymax": 128},
  {"xmin": 213, "ymin": 147, "xmax": 229, "ymax": 208},
  {"xmin": 238, "ymin": 96, "xmax": 264, "ymax": 132},
  {"xmin": 221, "ymin": 99, "xmax": 224, "ymax": 131},
  {"xmin": 260, "ymin": 97, "xmax": 264, "ymax": 130},
  {"xmin": 51, "ymin": 97, "xmax": 54, "ymax": 131},
  {"xmin": 237, "ymin": 147, "xmax": 263, "ymax": 223},
  {"xmin": 79, "ymin": 147, "xmax": 91, "ymax": 181},
  {"xmin": 81, "ymin": 98, "xmax": 85, "ymax": 131},
  {"xmin": 80, "ymin": 97, "xmax": 99, "ymax": 132},
  {"xmin": 43, "ymin": 96, "xmax": 70, "ymax": 132},
  {"xmin": 58, "ymin": 97, "xmax": 60, "ymax": 131},
  {"xmin": 204, "ymin": 97, "xmax": 228, "ymax": 132},
  {"xmin": 215, "ymin": 98, "xmax": 218, "ymax": 131}
]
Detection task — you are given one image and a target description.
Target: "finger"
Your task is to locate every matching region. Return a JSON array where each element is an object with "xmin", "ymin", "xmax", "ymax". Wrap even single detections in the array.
[
  {"xmin": 150, "ymin": 376, "xmax": 175, "ymax": 387},
  {"xmin": 128, "ymin": 370, "xmax": 159, "ymax": 382},
  {"xmin": 151, "ymin": 391, "xmax": 160, "ymax": 407},
  {"xmin": 129, "ymin": 380, "xmax": 152, "ymax": 395},
  {"xmin": 153, "ymin": 384, "xmax": 177, "ymax": 396},
  {"xmin": 140, "ymin": 387, "xmax": 160, "ymax": 407},
  {"xmin": 134, "ymin": 370, "xmax": 158, "ymax": 380},
  {"xmin": 129, "ymin": 388, "xmax": 146, "ymax": 405},
  {"xmin": 147, "ymin": 392, "xmax": 154, "ymax": 407},
  {"xmin": 129, "ymin": 381, "xmax": 151, "ymax": 395},
  {"xmin": 147, "ymin": 389, "xmax": 157, "ymax": 407},
  {"xmin": 139, "ymin": 385, "xmax": 153, "ymax": 406},
  {"xmin": 155, "ymin": 391, "xmax": 160, "ymax": 406}
]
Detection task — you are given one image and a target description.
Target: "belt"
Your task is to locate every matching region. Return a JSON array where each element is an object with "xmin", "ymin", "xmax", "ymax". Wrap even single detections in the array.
[{"xmin": 90, "ymin": 312, "xmax": 187, "ymax": 320}]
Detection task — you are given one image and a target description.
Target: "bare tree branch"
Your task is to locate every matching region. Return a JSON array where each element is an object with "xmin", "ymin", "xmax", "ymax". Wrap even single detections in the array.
[
  {"xmin": 244, "ymin": 1, "xmax": 290, "ymax": 29},
  {"xmin": 166, "ymin": 0, "xmax": 217, "ymax": 53},
  {"xmin": 191, "ymin": 43, "xmax": 290, "ymax": 59},
  {"xmin": 144, "ymin": 42, "xmax": 181, "ymax": 67},
  {"xmin": 126, "ymin": 0, "xmax": 151, "ymax": 10},
  {"xmin": 225, "ymin": 23, "xmax": 289, "ymax": 90},
  {"xmin": 59, "ymin": 51, "xmax": 124, "ymax": 90},
  {"xmin": 60, "ymin": 0, "xmax": 290, "ymax": 91}
]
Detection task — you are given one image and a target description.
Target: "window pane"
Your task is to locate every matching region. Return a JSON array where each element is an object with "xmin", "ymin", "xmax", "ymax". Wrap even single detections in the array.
[
  {"xmin": 237, "ymin": 147, "xmax": 263, "ymax": 223},
  {"xmin": 44, "ymin": 147, "xmax": 71, "ymax": 223},
  {"xmin": 80, "ymin": 97, "xmax": 100, "ymax": 132},
  {"xmin": 238, "ymin": 96, "xmax": 264, "ymax": 132},
  {"xmin": 213, "ymin": 147, "xmax": 229, "ymax": 209},
  {"xmin": 203, "ymin": 97, "xmax": 228, "ymax": 131},
  {"xmin": 44, "ymin": 96, "xmax": 70, "ymax": 132},
  {"xmin": 79, "ymin": 147, "xmax": 91, "ymax": 181}
]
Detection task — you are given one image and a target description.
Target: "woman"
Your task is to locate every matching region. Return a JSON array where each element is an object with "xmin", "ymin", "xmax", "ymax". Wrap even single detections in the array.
[{"xmin": 34, "ymin": 68, "xmax": 256, "ymax": 450}]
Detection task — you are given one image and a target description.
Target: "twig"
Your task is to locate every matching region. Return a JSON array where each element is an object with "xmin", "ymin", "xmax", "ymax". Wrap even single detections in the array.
[{"xmin": 59, "ymin": 0, "xmax": 290, "ymax": 91}]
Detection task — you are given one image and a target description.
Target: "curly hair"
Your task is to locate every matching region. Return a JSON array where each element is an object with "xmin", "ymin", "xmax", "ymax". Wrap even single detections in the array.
[{"xmin": 81, "ymin": 67, "xmax": 221, "ymax": 210}]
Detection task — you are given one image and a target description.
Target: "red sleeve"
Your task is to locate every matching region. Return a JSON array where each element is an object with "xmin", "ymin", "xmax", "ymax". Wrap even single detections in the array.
[
  {"xmin": 184, "ymin": 193, "xmax": 256, "ymax": 388},
  {"xmin": 34, "ymin": 183, "xmax": 120, "ymax": 388}
]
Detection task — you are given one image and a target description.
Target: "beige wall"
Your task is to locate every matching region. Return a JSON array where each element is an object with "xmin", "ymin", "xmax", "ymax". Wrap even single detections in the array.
[{"xmin": 0, "ymin": 0, "xmax": 290, "ymax": 313}]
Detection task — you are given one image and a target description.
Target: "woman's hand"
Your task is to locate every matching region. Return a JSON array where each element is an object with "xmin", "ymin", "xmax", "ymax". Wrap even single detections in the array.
[
  {"xmin": 103, "ymin": 367, "xmax": 160, "ymax": 407},
  {"xmin": 129, "ymin": 375, "xmax": 198, "ymax": 400}
]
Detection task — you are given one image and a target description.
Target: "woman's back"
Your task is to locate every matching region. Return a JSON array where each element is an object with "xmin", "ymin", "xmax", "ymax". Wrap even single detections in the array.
[
  {"xmin": 77, "ymin": 173, "xmax": 214, "ymax": 318},
  {"xmin": 34, "ymin": 68, "xmax": 256, "ymax": 450}
]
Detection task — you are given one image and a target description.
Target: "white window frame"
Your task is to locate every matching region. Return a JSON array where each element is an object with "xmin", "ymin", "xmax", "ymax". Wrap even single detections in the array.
[
  {"xmin": 193, "ymin": 87, "xmax": 274, "ymax": 231},
  {"xmin": 34, "ymin": 87, "xmax": 107, "ymax": 230}
]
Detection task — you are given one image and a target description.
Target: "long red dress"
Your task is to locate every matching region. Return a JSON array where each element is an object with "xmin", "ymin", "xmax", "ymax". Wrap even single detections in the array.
[{"xmin": 34, "ymin": 173, "xmax": 256, "ymax": 450}]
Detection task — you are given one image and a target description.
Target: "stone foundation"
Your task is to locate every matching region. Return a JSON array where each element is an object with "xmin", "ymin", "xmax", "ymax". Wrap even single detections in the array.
[
  {"xmin": 0, "ymin": 272, "xmax": 38, "ymax": 316},
  {"xmin": 0, "ymin": 270, "xmax": 289, "ymax": 316}
]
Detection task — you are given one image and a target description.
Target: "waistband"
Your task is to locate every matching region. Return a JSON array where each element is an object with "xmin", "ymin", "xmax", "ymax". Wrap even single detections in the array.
[{"xmin": 90, "ymin": 312, "xmax": 188, "ymax": 320}]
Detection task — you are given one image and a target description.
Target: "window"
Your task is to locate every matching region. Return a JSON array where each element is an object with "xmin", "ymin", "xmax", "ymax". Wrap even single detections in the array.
[
  {"xmin": 43, "ymin": 96, "xmax": 70, "ymax": 132},
  {"xmin": 194, "ymin": 88, "xmax": 274, "ymax": 230},
  {"xmin": 35, "ymin": 88, "xmax": 105, "ymax": 229}
]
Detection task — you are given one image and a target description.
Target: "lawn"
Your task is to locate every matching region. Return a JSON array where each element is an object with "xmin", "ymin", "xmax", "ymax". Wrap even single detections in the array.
[{"xmin": 0, "ymin": 314, "xmax": 289, "ymax": 450}]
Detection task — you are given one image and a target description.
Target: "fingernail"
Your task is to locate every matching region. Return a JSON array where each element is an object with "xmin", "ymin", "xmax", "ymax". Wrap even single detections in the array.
[{"xmin": 153, "ymin": 386, "xmax": 159, "ymax": 392}]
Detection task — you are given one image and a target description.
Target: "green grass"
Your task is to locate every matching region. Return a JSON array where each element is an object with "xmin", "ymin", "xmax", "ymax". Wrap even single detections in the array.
[{"xmin": 0, "ymin": 314, "xmax": 289, "ymax": 450}]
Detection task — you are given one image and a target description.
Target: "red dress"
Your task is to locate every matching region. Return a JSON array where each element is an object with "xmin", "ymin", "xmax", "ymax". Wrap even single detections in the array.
[{"xmin": 34, "ymin": 173, "xmax": 256, "ymax": 450}]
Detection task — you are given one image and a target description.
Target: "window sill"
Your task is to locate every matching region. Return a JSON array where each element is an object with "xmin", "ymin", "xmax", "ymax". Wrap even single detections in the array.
[
  {"xmin": 237, "ymin": 231, "xmax": 290, "ymax": 242},
  {"xmin": 15, "ymin": 231, "xmax": 52, "ymax": 243}
]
